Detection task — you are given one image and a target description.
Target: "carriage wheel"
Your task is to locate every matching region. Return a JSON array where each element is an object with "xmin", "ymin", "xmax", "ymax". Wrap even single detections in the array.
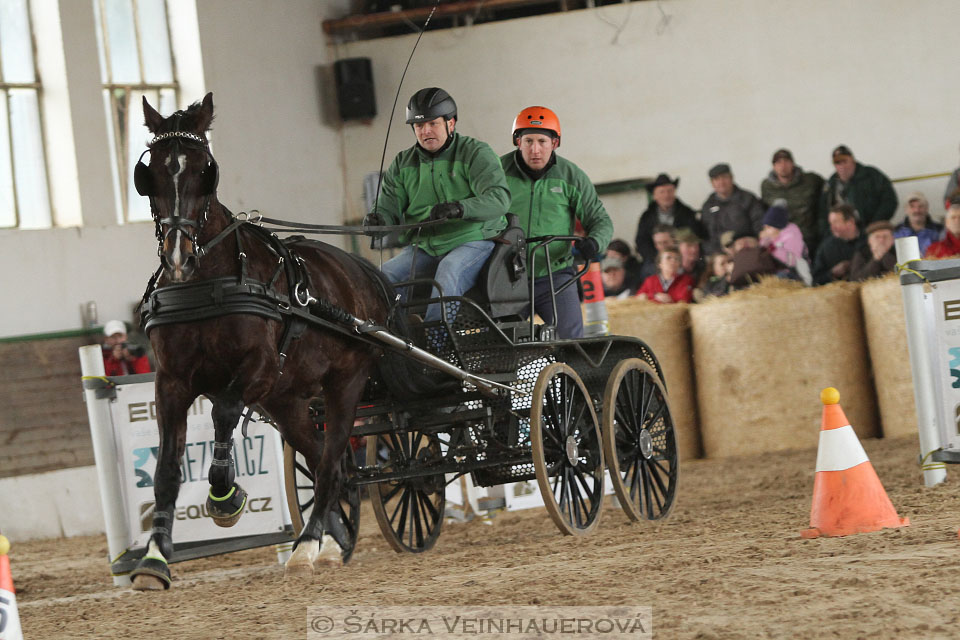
[
  {"xmin": 601, "ymin": 358, "xmax": 679, "ymax": 522},
  {"xmin": 366, "ymin": 430, "xmax": 445, "ymax": 553},
  {"xmin": 282, "ymin": 443, "xmax": 361, "ymax": 563},
  {"xmin": 530, "ymin": 362, "xmax": 605, "ymax": 536}
]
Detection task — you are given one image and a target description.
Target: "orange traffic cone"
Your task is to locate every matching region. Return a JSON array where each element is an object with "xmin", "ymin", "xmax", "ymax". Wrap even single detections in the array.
[
  {"xmin": 582, "ymin": 262, "xmax": 609, "ymax": 337},
  {"xmin": 801, "ymin": 388, "xmax": 909, "ymax": 539},
  {"xmin": 0, "ymin": 534, "xmax": 23, "ymax": 640}
]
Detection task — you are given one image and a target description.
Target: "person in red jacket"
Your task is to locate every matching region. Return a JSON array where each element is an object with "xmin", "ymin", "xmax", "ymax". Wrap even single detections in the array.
[
  {"xmin": 925, "ymin": 200, "xmax": 960, "ymax": 259},
  {"xmin": 102, "ymin": 319, "xmax": 152, "ymax": 376},
  {"xmin": 636, "ymin": 248, "xmax": 694, "ymax": 303}
]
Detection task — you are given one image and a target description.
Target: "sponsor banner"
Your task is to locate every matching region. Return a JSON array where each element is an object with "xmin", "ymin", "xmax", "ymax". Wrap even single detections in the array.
[
  {"xmin": 928, "ymin": 281, "xmax": 960, "ymax": 451},
  {"xmin": 0, "ymin": 586, "xmax": 21, "ymax": 640},
  {"xmin": 110, "ymin": 382, "xmax": 289, "ymax": 547}
]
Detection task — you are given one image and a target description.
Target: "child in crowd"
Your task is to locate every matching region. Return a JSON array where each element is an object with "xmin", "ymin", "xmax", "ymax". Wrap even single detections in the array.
[
  {"xmin": 700, "ymin": 252, "xmax": 730, "ymax": 299},
  {"xmin": 636, "ymin": 248, "xmax": 694, "ymax": 303},
  {"xmin": 758, "ymin": 199, "xmax": 812, "ymax": 285}
]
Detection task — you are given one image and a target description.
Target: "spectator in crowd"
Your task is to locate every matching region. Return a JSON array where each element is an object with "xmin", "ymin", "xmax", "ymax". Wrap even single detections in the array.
[
  {"xmin": 925, "ymin": 199, "xmax": 960, "ymax": 259},
  {"xmin": 364, "ymin": 88, "xmax": 510, "ymax": 329},
  {"xmin": 894, "ymin": 192, "xmax": 942, "ymax": 256},
  {"xmin": 700, "ymin": 252, "xmax": 731, "ymax": 299},
  {"xmin": 604, "ymin": 238, "xmax": 644, "ymax": 293},
  {"xmin": 639, "ymin": 224, "xmax": 676, "ymax": 281},
  {"xmin": 601, "ymin": 256, "xmax": 636, "ymax": 299},
  {"xmin": 760, "ymin": 148, "xmax": 824, "ymax": 254},
  {"xmin": 636, "ymin": 248, "xmax": 694, "ymax": 303},
  {"xmin": 635, "ymin": 173, "xmax": 704, "ymax": 264},
  {"xmin": 701, "ymin": 163, "xmax": 765, "ymax": 254},
  {"xmin": 758, "ymin": 199, "xmax": 812, "ymax": 285},
  {"xmin": 849, "ymin": 221, "xmax": 897, "ymax": 281},
  {"xmin": 102, "ymin": 319, "xmax": 152, "ymax": 376},
  {"xmin": 728, "ymin": 233, "xmax": 779, "ymax": 290},
  {"xmin": 500, "ymin": 105, "xmax": 612, "ymax": 338},
  {"xmin": 819, "ymin": 145, "xmax": 897, "ymax": 240},
  {"xmin": 676, "ymin": 228, "xmax": 706, "ymax": 285},
  {"xmin": 812, "ymin": 203, "xmax": 865, "ymax": 284}
]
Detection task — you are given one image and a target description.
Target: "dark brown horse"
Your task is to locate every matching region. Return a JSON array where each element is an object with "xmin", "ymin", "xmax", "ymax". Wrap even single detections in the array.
[{"xmin": 130, "ymin": 93, "xmax": 389, "ymax": 589}]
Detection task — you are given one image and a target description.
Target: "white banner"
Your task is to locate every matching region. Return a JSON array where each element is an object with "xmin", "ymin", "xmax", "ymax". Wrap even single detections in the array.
[
  {"xmin": 109, "ymin": 382, "xmax": 289, "ymax": 547},
  {"xmin": 927, "ymin": 279, "xmax": 960, "ymax": 451}
]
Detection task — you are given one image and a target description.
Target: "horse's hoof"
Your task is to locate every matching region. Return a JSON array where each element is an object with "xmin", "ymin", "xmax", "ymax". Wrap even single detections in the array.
[
  {"xmin": 130, "ymin": 545, "xmax": 172, "ymax": 591},
  {"xmin": 315, "ymin": 534, "xmax": 343, "ymax": 568},
  {"xmin": 207, "ymin": 483, "xmax": 247, "ymax": 528},
  {"xmin": 132, "ymin": 573, "xmax": 169, "ymax": 591},
  {"xmin": 284, "ymin": 538, "xmax": 319, "ymax": 578}
]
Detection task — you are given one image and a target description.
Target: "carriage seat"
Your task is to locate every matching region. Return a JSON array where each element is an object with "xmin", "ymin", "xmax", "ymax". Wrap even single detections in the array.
[{"xmin": 465, "ymin": 213, "xmax": 529, "ymax": 320}]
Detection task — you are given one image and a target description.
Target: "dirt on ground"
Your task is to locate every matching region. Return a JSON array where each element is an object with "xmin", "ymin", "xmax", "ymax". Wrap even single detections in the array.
[{"xmin": 11, "ymin": 435, "xmax": 960, "ymax": 639}]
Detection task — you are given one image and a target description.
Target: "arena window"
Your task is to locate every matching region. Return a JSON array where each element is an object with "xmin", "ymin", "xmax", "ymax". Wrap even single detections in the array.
[
  {"xmin": 94, "ymin": 0, "xmax": 181, "ymax": 224},
  {"xmin": 0, "ymin": 0, "xmax": 53, "ymax": 229}
]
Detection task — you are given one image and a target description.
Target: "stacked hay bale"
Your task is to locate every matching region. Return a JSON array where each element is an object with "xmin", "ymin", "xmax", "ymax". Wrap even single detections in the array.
[
  {"xmin": 606, "ymin": 298, "xmax": 700, "ymax": 460},
  {"xmin": 690, "ymin": 279, "xmax": 879, "ymax": 458},
  {"xmin": 860, "ymin": 275, "xmax": 918, "ymax": 438}
]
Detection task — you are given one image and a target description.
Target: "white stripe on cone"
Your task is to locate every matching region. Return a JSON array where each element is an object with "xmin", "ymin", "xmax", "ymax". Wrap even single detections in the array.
[
  {"xmin": 0, "ymin": 586, "xmax": 23, "ymax": 640},
  {"xmin": 815, "ymin": 424, "xmax": 870, "ymax": 472}
]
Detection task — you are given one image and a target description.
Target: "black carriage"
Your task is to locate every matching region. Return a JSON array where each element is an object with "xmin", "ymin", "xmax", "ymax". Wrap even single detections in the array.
[{"xmin": 283, "ymin": 215, "xmax": 680, "ymax": 557}]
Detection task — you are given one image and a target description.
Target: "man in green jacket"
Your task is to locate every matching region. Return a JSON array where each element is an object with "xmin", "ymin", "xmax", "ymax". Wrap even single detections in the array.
[
  {"xmin": 818, "ymin": 145, "xmax": 898, "ymax": 240},
  {"xmin": 500, "ymin": 106, "xmax": 613, "ymax": 338},
  {"xmin": 364, "ymin": 87, "xmax": 510, "ymax": 325}
]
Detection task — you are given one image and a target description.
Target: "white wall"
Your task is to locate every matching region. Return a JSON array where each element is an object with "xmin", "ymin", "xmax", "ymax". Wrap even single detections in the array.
[
  {"xmin": 3, "ymin": 0, "xmax": 960, "ymax": 337},
  {"xmin": 333, "ymin": 0, "xmax": 960, "ymax": 241}
]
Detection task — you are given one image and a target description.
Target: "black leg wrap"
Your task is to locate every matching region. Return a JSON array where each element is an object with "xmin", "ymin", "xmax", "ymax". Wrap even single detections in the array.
[
  {"xmin": 323, "ymin": 509, "xmax": 355, "ymax": 563},
  {"xmin": 151, "ymin": 510, "xmax": 174, "ymax": 559},
  {"xmin": 206, "ymin": 482, "xmax": 247, "ymax": 527}
]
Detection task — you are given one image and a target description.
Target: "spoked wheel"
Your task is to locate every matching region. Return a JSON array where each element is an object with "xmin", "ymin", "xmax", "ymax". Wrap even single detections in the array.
[
  {"xmin": 530, "ymin": 362, "xmax": 605, "ymax": 536},
  {"xmin": 602, "ymin": 358, "xmax": 679, "ymax": 522},
  {"xmin": 366, "ymin": 430, "xmax": 445, "ymax": 553},
  {"xmin": 282, "ymin": 442, "xmax": 361, "ymax": 563}
]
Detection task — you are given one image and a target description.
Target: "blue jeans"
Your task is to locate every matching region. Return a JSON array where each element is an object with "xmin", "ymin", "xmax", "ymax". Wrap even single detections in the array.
[
  {"xmin": 526, "ymin": 268, "xmax": 583, "ymax": 339},
  {"xmin": 381, "ymin": 240, "xmax": 495, "ymax": 323}
]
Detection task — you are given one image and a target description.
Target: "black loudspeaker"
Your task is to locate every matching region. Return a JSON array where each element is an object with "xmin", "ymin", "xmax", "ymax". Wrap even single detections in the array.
[{"xmin": 334, "ymin": 57, "xmax": 376, "ymax": 121}]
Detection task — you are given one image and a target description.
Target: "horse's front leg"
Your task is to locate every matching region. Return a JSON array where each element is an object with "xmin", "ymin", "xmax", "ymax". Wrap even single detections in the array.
[
  {"xmin": 205, "ymin": 393, "xmax": 248, "ymax": 527},
  {"xmin": 131, "ymin": 372, "xmax": 193, "ymax": 590}
]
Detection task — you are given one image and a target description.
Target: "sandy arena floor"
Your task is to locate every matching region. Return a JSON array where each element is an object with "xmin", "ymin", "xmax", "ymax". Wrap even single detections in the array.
[{"xmin": 11, "ymin": 435, "xmax": 960, "ymax": 639}]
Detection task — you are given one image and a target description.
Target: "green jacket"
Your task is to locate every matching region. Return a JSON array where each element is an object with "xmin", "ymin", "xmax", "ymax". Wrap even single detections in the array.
[
  {"xmin": 818, "ymin": 163, "xmax": 898, "ymax": 239},
  {"xmin": 501, "ymin": 150, "xmax": 613, "ymax": 277},
  {"xmin": 374, "ymin": 132, "xmax": 509, "ymax": 256}
]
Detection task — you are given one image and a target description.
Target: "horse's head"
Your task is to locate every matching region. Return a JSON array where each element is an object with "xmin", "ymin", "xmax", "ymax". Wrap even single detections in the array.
[{"xmin": 137, "ymin": 92, "xmax": 219, "ymax": 282}]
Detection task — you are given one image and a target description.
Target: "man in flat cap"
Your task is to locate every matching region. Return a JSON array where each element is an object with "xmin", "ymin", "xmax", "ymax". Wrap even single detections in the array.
[
  {"xmin": 760, "ymin": 148, "xmax": 824, "ymax": 254},
  {"xmin": 701, "ymin": 163, "xmax": 765, "ymax": 254},
  {"xmin": 635, "ymin": 173, "xmax": 704, "ymax": 265},
  {"xmin": 848, "ymin": 220, "xmax": 897, "ymax": 281},
  {"xmin": 818, "ymin": 145, "xmax": 897, "ymax": 241}
]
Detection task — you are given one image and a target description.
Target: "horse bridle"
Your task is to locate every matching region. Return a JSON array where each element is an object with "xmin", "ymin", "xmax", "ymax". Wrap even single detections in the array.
[{"xmin": 135, "ymin": 119, "xmax": 220, "ymax": 260}]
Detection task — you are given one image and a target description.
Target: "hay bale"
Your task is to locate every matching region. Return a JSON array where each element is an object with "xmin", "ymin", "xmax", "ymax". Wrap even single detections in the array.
[
  {"xmin": 690, "ymin": 280, "xmax": 879, "ymax": 458},
  {"xmin": 860, "ymin": 275, "xmax": 918, "ymax": 438},
  {"xmin": 606, "ymin": 299, "xmax": 700, "ymax": 460}
]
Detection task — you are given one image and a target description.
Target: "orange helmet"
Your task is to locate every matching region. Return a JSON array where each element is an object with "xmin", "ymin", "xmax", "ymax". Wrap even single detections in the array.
[{"xmin": 511, "ymin": 106, "xmax": 561, "ymax": 147}]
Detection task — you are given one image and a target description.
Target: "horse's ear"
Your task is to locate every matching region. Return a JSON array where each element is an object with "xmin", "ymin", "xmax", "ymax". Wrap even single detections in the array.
[
  {"xmin": 196, "ymin": 92, "xmax": 214, "ymax": 133},
  {"xmin": 143, "ymin": 96, "xmax": 164, "ymax": 134}
]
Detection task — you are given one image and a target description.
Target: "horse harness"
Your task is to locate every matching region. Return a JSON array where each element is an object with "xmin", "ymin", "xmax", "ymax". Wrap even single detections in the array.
[{"xmin": 137, "ymin": 121, "xmax": 393, "ymax": 370}]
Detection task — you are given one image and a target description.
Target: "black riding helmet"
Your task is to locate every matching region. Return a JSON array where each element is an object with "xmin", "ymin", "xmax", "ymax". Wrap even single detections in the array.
[{"xmin": 405, "ymin": 87, "xmax": 457, "ymax": 124}]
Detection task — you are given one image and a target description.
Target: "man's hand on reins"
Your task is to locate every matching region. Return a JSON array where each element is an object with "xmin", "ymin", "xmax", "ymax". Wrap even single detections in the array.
[
  {"xmin": 428, "ymin": 202, "xmax": 464, "ymax": 221},
  {"xmin": 363, "ymin": 212, "xmax": 387, "ymax": 238}
]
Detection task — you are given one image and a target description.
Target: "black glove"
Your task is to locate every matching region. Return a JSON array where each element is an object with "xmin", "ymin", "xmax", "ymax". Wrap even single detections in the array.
[
  {"xmin": 575, "ymin": 237, "xmax": 600, "ymax": 262},
  {"xmin": 429, "ymin": 202, "xmax": 464, "ymax": 222},
  {"xmin": 363, "ymin": 212, "xmax": 386, "ymax": 237}
]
